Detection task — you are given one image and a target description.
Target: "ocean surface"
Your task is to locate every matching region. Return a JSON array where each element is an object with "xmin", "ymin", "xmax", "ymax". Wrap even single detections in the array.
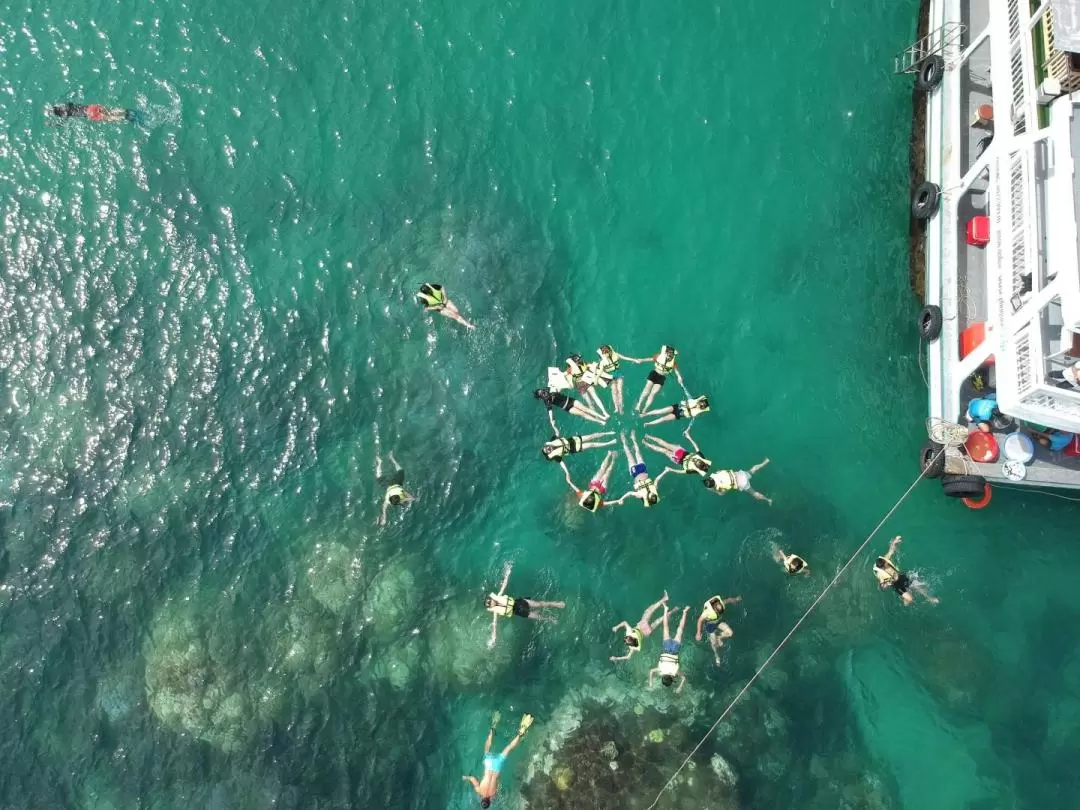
[{"xmin": 1, "ymin": 1, "xmax": 1077, "ymax": 808}]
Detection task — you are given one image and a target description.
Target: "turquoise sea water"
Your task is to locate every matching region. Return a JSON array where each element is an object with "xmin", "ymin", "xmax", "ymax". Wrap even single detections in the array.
[{"xmin": 2, "ymin": 1, "xmax": 1079, "ymax": 808}]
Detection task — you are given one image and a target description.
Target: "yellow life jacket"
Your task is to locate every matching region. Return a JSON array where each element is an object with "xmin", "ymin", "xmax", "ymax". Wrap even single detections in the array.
[
  {"xmin": 502, "ymin": 596, "xmax": 516, "ymax": 617},
  {"xmin": 682, "ymin": 453, "xmax": 712, "ymax": 474},
  {"xmin": 653, "ymin": 346, "xmax": 677, "ymax": 375},
  {"xmin": 711, "ymin": 471, "xmax": 738, "ymax": 491}
]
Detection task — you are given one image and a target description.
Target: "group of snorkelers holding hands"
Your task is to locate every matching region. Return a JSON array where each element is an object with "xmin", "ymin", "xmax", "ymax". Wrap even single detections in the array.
[{"xmin": 380, "ymin": 282, "xmax": 942, "ymax": 806}]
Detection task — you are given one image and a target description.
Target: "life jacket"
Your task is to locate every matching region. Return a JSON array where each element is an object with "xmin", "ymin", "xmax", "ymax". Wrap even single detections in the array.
[
  {"xmin": 703, "ymin": 597, "xmax": 724, "ymax": 620},
  {"xmin": 653, "ymin": 346, "xmax": 677, "ymax": 375},
  {"xmin": 710, "ymin": 471, "xmax": 738, "ymax": 491},
  {"xmin": 658, "ymin": 652, "xmax": 680, "ymax": 676},
  {"xmin": 384, "ymin": 484, "xmax": 406, "ymax": 506},
  {"xmin": 682, "ymin": 453, "xmax": 711, "ymax": 474}
]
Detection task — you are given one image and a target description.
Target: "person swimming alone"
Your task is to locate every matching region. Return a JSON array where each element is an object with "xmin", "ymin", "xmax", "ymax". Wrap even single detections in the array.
[
  {"xmin": 47, "ymin": 103, "xmax": 138, "ymax": 124},
  {"xmin": 462, "ymin": 711, "xmax": 534, "ymax": 808},
  {"xmin": 873, "ymin": 535, "xmax": 939, "ymax": 606},
  {"xmin": 416, "ymin": 282, "xmax": 476, "ymax": 329}
]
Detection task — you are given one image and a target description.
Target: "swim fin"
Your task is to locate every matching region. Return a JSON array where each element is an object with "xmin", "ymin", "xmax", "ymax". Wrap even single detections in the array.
[
  {"xmin": 490, "ymin": 711, "xmax": 501, "ymax": 730},
  {"xmin": 518, "ymin": 713, "xmax": 534, "ymax": 735}
]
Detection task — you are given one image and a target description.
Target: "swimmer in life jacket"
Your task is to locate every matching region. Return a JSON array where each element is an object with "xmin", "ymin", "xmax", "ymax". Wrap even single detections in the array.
[
  {"xmin": 611, "ymin": 430, "xmax": 661, "ymax": 508},
  {"xmin": 533, "ymin": 388, "xmax": 608, "ymax": 432},
  {"xmin": 773, "ymin": 548, "xmax": 809, "ymax": 575},
  {"xmin": 594, "ymin": 344, "xmax": 653, "ymax": 415},
  {"xmin": 462, "ymin": 711, "xmax": 534, "ymax": 809},
  {"xmin": 642, "ymin": 429, "xmax": 712, "ymax": 478},
  {"xmin": 648, "ymin": 604, "xmax": 690, "ymax": 693},
  {"xmin": 376, "ymin": 451, "xmax": 415, "ymax": 526},
  {"xmin": 695, "ymin": 594, "xmax": 741, "ymax": 666},
  {"xmin": 704, "ymin": 458, "xmax": 772, "ymax": 505},
  {"xmin": 47, "ymin": 103, "xmax": 138, "ymax": 124},
  {"xmin": 641, "ymin": 394, "xmax": 711, "ymax": 427},
  {"xmin": 485, "ymin": 562, "xmax": 566, "ymax": 648},
  {"xmin": 564, "ymin": 354, "xmax": 612, "ymax": 420},
  {"xmin": 610, "ymin": 590, "xmax": 669, "ymax": 661},
  {"xmin": 415, "ymin": 282, "xmax": 475, "ymax": 330},
  {"xmin": 540, "ymin": 431, "xmax": 616, "ymax": 463},
  {"xmin": 873, "ymin": 536, "xmax": 939, "ymax": 607},
  {"xmin": 562, "ymin": 450, "xmax": 617, "ymax": 513},
  {"xmin": 633, "ymin": 345, "xmax": 686, "ymax": 414}
]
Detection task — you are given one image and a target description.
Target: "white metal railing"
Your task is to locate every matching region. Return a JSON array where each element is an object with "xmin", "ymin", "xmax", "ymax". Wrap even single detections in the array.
[
  {"xmin": 1008, "ymin": 150, "xmax": 1030, "ymax": 299},
  {"xmin": 1008, "ymin": 0, "xmax": 1021, "ymax": 40},
  {"xmin": 1014, "ymin": 327, "xmax": 1036, "ymax": 397},
  {"xmin": 893, "ymin": 21, "xmax": 967, "ymax": 74},
  {"xmin": 1011, "ymin": 44, "xmax": 1028, "ymax": 134},
  {"xmin": 1021, "ymin": 389, "xmax": 1080, "ymax": 422}
]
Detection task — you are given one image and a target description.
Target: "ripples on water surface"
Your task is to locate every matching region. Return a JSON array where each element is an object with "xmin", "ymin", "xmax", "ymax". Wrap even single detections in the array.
[{"xmin": 1, "ymin": 1, "xmax": 1079, "ymax": 808}]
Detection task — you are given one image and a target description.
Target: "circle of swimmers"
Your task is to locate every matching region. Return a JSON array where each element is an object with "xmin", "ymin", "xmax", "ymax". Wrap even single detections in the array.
[{"xmin": 371, "ymin": 284, "xmax": 943, "ymax": 807}]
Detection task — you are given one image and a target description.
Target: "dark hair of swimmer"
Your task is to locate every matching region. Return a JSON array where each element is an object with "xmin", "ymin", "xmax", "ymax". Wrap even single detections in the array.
[
  {"xmin": 534, "ymin": 388, "xmax": 552, "ymax": 403},
  {"xmin": 647, "ymin": 493, "xmax": 658, "ymax": 506},
  {"xmin": 481, "ymin": 800, "xmax": 491, "ymax": 809},
  {"xmin": 709, "ymin": 597, "xmax": 723, "ymax": 610},
  {"xmin": 484, "ymin": 597, "xmax": 495, "ymax": 608},
  {"xmin": 625, "ymin": 634, "xmax": 638, "ymax": 647},
  {"xmin": 703, "ymin": 476, "xmax": 716, "ymax": 489},
  {"xmin": 582, "ymin": 492, "xmax": 598, "ymax": 510},
  {"xmin": 599, "ymin": 344, "xmax": 613, "ymax": 354},
  {"xmin": 699, "ymin": 396, "xmax": 710, "ymax": 409},
  {"xmin": 389, "ymin": 493, "xmax": 402, "ymax": 506},
  {"xmin": 691, "ymin": 458, "xmax": 708, "ymax": 473},
  {"xmin": 570, "ymin": 353, "xmax": 584, "ymax": 364},
  {"xmin": 661, "ymin": 675, "xmax": 674, "ymax": 687}
]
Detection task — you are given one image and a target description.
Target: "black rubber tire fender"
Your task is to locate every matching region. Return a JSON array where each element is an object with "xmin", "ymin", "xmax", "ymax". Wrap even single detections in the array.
[
  {"xmin": 941, "ymin": 474, "xmax": 988, "ymax": 498},
  {"xmin": 911, "ymin": 181, "xmax": 941, "ymax": 220},
  {"xmin": 916, "ymin": 55, "xmax": 946, "ymax": 92},
  {"xmin": 920, "ymin": 440, "xmax": 946, "ymax": 478},
  {"xmin": 918, "ymin": 305, "xmax": 943, "ymax": 341}
]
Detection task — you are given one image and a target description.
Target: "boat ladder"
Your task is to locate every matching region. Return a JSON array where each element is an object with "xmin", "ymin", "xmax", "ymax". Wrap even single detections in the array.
[{"xmin": 894, "ymin": 22, "xmax": 967, "ymax": 75}]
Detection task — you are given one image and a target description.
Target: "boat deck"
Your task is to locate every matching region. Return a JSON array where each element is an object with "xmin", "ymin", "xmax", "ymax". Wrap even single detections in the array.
[{"xmin": 945, "ymin": 439, "xmax": 1080, "ymax": 487}]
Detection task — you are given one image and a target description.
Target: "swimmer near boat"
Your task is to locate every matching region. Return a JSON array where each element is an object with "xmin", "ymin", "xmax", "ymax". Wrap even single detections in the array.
[{"xmin": 46, "ymin": 102, "xmax": 140, "ymax": 124}]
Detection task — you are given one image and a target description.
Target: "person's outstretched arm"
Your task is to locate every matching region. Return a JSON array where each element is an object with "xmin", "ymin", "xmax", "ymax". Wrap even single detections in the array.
[
  {"xmin": 621, "ymin": 354, "xmax": 653, "ymax": 364},
  {"xmin": 378, "ymin": 501, "xmax": 390, "ymax": 526},
  {"xmin": 676, "ymin": 674, "xmax": 687, "ymax": 694},
  {"xmin": 682, "ymin": 428, "xmax": 701, "ymax": 452},
  {"xmin": 547, "ymin": 409, "xmax": 560, "ymax": 436},
  {"xmin": 656, "ymin": 467, "xmax": 681, "ymax": 482},
  {"xmin": 497, "ymin": 563, "xmax": 512, "ymax": 595},
  {"xmin": 560, "ymin": 462, "xmax": 576, "ymax": 490},
  {"xmin": 648, "ymin": 667, "xmax": 658, "ymax": 688},
  {"xmin": 487, "ymin": 614, "xmax": 499, "ymax": 648},
  {"xmin": 610, "ymin": 492, "xmax": 632, "ymax": 506},
  {"xmin": 723, "ymin": 595, "xmax": 743, "ymax": 606},
  {"xmin": 609, "ymin": 650, "xmax": 634, "ymax": 662},
  {"xmin": 612, "ymin": 620, "xmax": 632, "ymax": 634}
]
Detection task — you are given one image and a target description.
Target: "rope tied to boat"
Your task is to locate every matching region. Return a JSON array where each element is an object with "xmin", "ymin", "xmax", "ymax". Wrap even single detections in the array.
[{"xmin": 644, "ymin": 447, "xmax": 944, "ymax": 809}]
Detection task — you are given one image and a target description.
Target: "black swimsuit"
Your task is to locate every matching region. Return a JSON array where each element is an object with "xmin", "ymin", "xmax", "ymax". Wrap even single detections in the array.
[{"xmin": 550, "ymin": 392, "xmax": 574, "ymax": 412}]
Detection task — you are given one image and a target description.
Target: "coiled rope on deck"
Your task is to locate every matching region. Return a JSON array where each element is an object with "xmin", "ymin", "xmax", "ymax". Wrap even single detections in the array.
[{"xmin": 644, "ymin": 449, "xmax": 943, "ymax": 809}]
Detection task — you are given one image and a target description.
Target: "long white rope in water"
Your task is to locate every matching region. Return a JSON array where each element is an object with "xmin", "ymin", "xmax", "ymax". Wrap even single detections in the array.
[{"xmin": 644, "ymin": 451, "xmax": 941, "ymax": 810}]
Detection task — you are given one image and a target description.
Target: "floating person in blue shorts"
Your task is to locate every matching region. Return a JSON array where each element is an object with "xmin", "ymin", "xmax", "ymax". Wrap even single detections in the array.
[
  {"xmin": 695, "ymin": 594, "xmax": 741, "ymax": 666},
  {"xmin": 463, "ymin": 711, "xmax": 534, "ymax": 808},
  {"xmin": 534, "ymin": 388, "xmax": 607, "ymax": 432},
  {"xmin": 561, "ymin": 450, "xmax": 618, "ymax": 512},
  {"xmin": 873, "ymin": 536, "xmax": 939, "ymax": 606},
  {"xmin": 376, "ymin": 451, "xmax": 415, "ymax": 526},
  {"xmin": 485, "ymin": 562, "xmax": 566, "ymax": 647},
  {"xmin": 593, "ymin": 344, "xmax": 654, "ymax": 414},
  {"xmin": 46, "ymin": 102, "xmax": 140, "ymax": 124},
  {"xmin": 644, "ymin": 430, "xmax": 712, "ymax": 478},
  {"xmin": 648, "ymin": 604, "xmax": 690, "ymax": 693},
  {"xmin": 541, "ymin": 431, "xmax": 616, "ymax": 462},
  {"xmin": 633, "ymin": 345, "xmax": 685, "ymax": 414},
  {"xmin": 612, "ymin": 430, "xmax": 661, "ymax": 508},
  {"xmin": 641, "ymin": 394, "xmax": 710, "ymax": 426},
  {"xmin": 416, "ymin": 282, "xmax": 475, "ymax": 329},
  {"xmin": 610, "ymin": 590, "xmax": 669, "ymax": 661},
  {"xmin": 704, "ymin": 459, "xmax": 772, "ymax": 505}
]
